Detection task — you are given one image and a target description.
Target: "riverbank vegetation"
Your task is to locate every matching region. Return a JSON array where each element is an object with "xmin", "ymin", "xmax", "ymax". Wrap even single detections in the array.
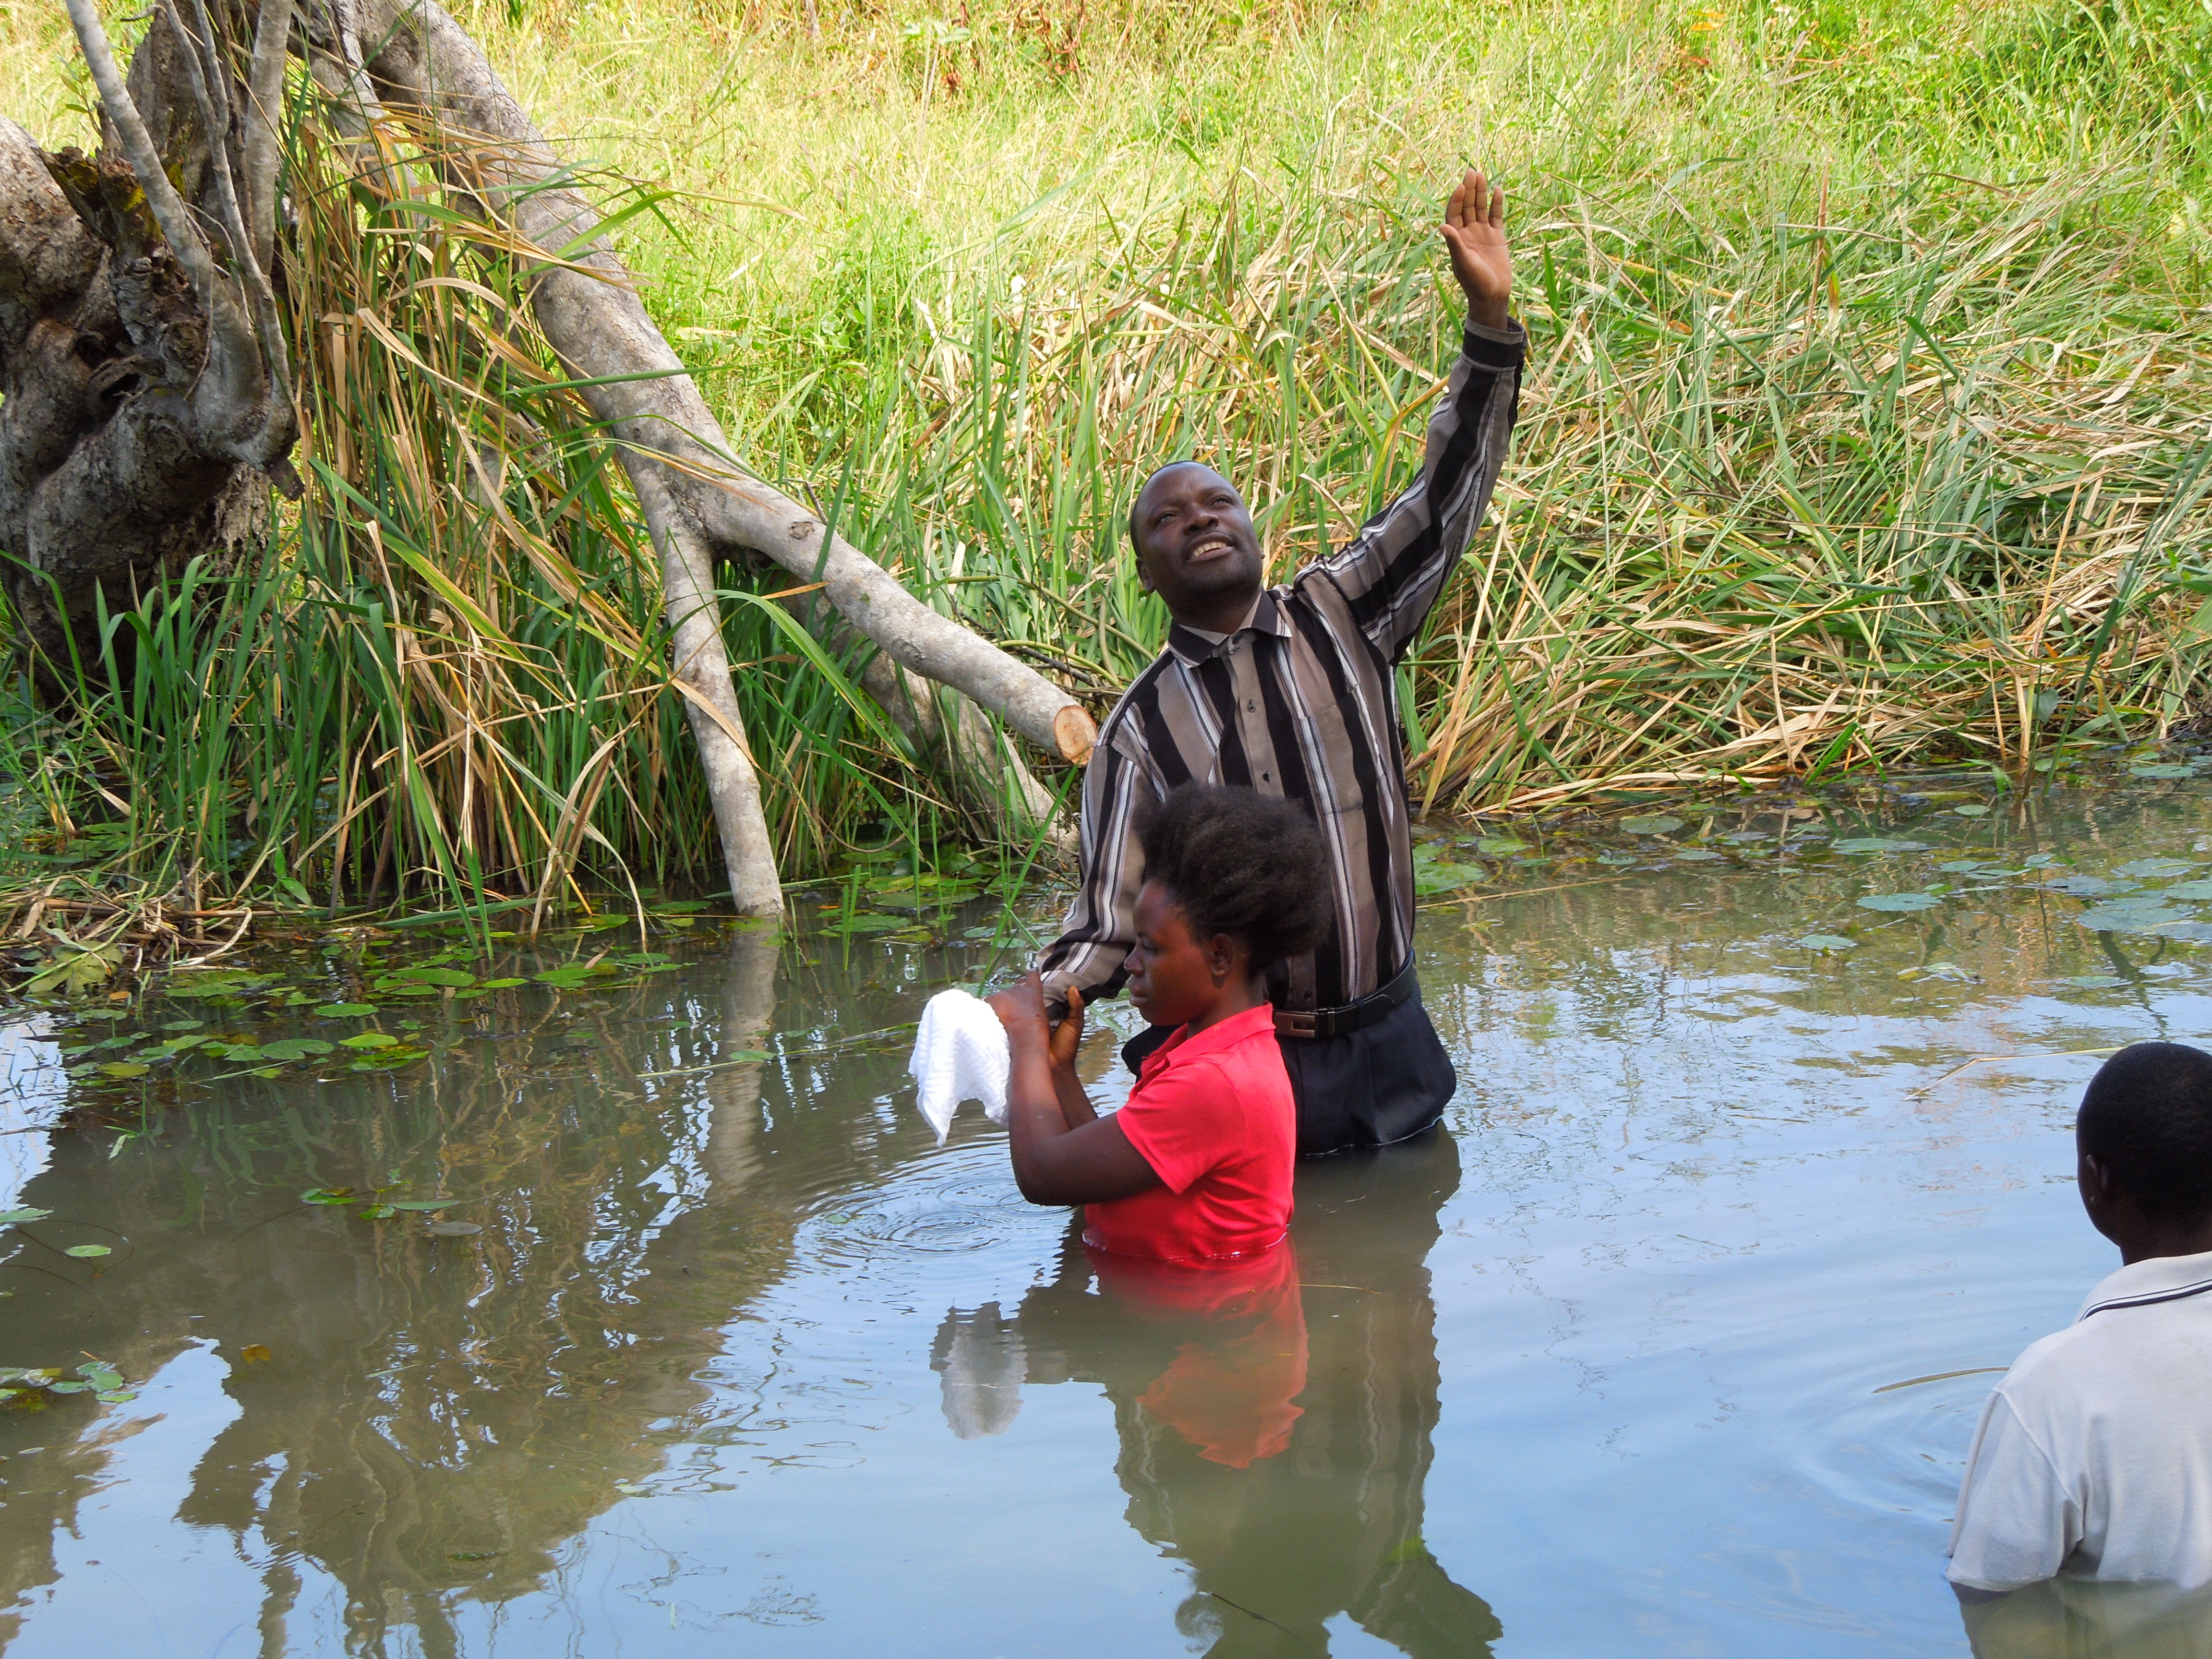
[{"xmin": 1, "ymin": 0, "xmax": 2207, "ymax": 979}]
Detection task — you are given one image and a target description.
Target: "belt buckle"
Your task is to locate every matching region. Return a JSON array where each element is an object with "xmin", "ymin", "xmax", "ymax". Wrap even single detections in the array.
[{"xmin": 1276, "ymin": 1008, "xmax": 1318, "ymax": 1039}]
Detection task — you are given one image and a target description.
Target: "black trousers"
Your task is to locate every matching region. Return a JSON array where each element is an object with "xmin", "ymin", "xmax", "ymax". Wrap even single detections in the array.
[{"xmin": 1120, "ymin": 991, "xmax": 1457, "ymax": 1157}]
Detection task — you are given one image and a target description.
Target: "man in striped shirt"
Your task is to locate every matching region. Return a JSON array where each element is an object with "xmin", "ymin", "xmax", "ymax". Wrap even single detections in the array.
[{"xmin": 1039, "ymin": 168, "xmax": 1523, "ymax": 1157}]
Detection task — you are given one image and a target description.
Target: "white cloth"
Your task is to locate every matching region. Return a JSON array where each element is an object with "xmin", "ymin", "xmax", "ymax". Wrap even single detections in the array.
[
  {"xmin": 1950, "ymin": 1248, "xmax": 2212, "ymax": 1590},
  {"xmin": 908, "ymin": 989, "xmax": 1010, "ymax": 1144}
]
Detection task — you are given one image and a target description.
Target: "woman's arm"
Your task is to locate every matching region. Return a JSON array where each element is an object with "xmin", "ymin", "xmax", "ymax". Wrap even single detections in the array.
[{"xmin": 990, "ymin": 974, "xmax": 1161, "ymax": 1207}]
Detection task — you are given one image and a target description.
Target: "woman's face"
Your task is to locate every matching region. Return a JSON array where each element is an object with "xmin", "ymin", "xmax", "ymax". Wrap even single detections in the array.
[{"xmin": 1125, "ymin": 880, "xmax": 1220, "ymax": 1029}]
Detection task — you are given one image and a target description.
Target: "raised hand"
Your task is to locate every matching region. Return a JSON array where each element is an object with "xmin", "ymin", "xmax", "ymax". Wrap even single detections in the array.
[
  {"xmin": 1441, "ymin": 168, "xmax": 1513, "ymax": 333},
  {"xmin": 1048, "ymin": 986, "xmax": 1085, "ymax": 1074}
]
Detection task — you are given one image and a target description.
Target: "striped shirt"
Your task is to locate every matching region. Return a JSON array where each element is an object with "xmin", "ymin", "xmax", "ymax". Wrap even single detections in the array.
[{"xmin": 1040, "ymin": 317, "xmax": 1525, "ymax": 1016}]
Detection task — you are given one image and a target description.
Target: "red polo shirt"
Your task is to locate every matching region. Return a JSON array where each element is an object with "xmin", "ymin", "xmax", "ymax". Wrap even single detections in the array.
[{"xmin": 1083, "ymin": 1002, "xmax": 1296, "ymax": 1263}]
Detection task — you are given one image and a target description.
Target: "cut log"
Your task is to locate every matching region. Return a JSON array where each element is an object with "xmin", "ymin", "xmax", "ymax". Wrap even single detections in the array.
[{"xmin": 344, "ymin": 0, "xmax": 1096, "ymax": 771}]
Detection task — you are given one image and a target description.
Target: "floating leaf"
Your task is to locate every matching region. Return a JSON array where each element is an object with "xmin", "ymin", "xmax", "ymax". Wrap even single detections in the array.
[
  {"xmin": 2077, "ymin": 905, "xmax": 2188, "ymax": 934},
  {"xmin": 2131, "ymin": 763, "xmax": 2194, "ymax": 779},
  {"xmin": 393, "ymin": 967, "xmax": 476, "ymax": 987},
  {"xmin": 47, "ymin": 1380, "xmax": 91, "ymax": 1393},
  {"xmin": 1798, "ymin": 935, "xmax": 1857, "ymax": 952},
  {"xmin": 94, "ymin": 1390, "xmax": 136, "ymax": 1404},
  {"xmin": 1673, "ymin": 849, "xmax": 1723, "ymax": 862},
  {"xmin": 2115, "ymin": 858, "xmax": 2198, "ymax": 879},
  {"xmin": 358, "ymin": 1204, "xmax": 397, "ymax": 1219},
  {"xmin": 423, "ymin": 1220, "xmax": 483, "ymax": 1237},
  {"xmin": 0, "ymin": 1208, "xmax": 53, "ymax": 1226},
  {"xmin": 476, "ymin": 977, "xmax": 529, "ymax": 990},
  {"xmin": 64, "ymin": 1244, "xmax": 110, "ymax": 1258},
  {"xmin": 2059, "ymin": 975, "xmax": 2127, "ymax": 989},
  {"xmin": 1832, "ymin": 837, "xmax": 1930, "ymax": 854},
  {"xmin": 1857, "ymin": 892, "xmax": 1941, "ymax": 912},
  {"xmin": 1899, "ymin": 961, "xmax": 1978, "ymax": 983},
  {"xmin": 614, "ymin": 1481, "xmax": 650, "ymax": 1496},
  {"xmin": 339, "ymin": 1033, "xmax": 398, "ymax": 1049},
  {"xmin": 2041, "ymin": 875, "xmax": 2126, "ymax": 898},
  {"xmin": 1474, "ymin": 837, "xmax": 1529, "ymax": 856},
  {"xmin": 1951, "ymin": 804, "xmax": 1990, "ymax": 817},
  {"xmin": 1413, "ymin": 862, "xmax": 1484, "ymax": 896},
  {"xmin": 1594, "ymin": 853, "xmax": 1640, "ymax": 867},
  {"xmin": 253, "ymin": 1039, "xmax": 335, "ymax": 1062},
  {"xmin": 1618, "ymin": 815, "xmax": 1683, "ymax": 835},
  {"xmin": 536, "ymin": 963, "xmax": 616, "ymax": 986},
  {"xmin": 2169, "ymin": 881, "xmax": 2212, "ymax": 901},
  {"xmin": 301, "ymin": 1187, "xmax": 356, "ymax": 1204},
  {"xmin": 819, "ymin": 913, "xmax": 911, "ymax": 937},
  {"xmin": 95, "ymin": 1062, "xmax": 151, "ymax": 1080},
  {"xmin": 240, "ymin": 1344, "xmax": 271, "ymax": 1364},
  {"xmin": 314, "ymin": 1003, "xmax": 379, "ymax": 1018},
  {"xmin": 384, "ymin": 1198, "xmax": 461, "ymax": 1212}
]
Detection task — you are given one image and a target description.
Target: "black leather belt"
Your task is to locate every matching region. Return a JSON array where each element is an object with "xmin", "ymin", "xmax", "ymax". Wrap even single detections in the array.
[{"xmin": 1274, "ymin": 959, "xmax": 1419, "ymax": 1041}]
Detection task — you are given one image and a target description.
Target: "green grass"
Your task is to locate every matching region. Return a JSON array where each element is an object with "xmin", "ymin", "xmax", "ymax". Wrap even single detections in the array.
[{"xmin": 1, "ymin": 0, "xmax": 2208, "ymax": 962}]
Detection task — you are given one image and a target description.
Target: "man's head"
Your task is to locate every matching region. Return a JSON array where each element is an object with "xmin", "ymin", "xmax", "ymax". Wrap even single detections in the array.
[
  {"xmin": 1128, "ymin": 462, "xmax": 1265, "ymax": 632},
  {"xmin": 2077, "ymin": 1042, "xmax": 2212, "ymax": 1250}
]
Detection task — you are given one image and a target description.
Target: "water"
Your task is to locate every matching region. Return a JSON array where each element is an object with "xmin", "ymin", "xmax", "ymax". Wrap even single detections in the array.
[{"xmin": 5, "ymin": 774, "xmax": 2212, "ymax": 1656}]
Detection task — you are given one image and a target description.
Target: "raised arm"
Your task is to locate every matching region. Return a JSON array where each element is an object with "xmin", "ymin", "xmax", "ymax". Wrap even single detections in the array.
[{"xmin": 1303, "ymin": 168, "xmax": 1524, "ymax": 662}]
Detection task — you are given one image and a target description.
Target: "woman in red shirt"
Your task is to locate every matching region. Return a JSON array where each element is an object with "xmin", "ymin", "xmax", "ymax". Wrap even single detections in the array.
[{"xmin": 987, "ymin": 784, "xmax": 1328, "ymax": 1264}]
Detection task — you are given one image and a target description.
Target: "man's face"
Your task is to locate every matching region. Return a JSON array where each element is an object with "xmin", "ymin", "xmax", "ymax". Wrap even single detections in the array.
[{"xmin": 1131, "ymin": 463, "xmax": 1264, "ymax": 622}]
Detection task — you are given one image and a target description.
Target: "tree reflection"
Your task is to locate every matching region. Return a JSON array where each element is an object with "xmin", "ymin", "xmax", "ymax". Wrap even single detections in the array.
[
  {"xmin": 939, "ymin": 1131, "xmax": 1499, "ymax": 1657},
  {"xmin": 0, "ymin": 926, "xmax": 812, "ymax": 1655}
]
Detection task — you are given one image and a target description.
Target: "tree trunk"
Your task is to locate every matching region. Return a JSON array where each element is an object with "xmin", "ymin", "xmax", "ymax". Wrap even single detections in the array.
[{"xmin": 0, "ymin": 0, "xmax": 298, "ymax": 693}]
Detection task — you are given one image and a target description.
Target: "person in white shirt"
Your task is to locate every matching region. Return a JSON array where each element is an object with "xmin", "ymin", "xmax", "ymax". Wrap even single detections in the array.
[{"xmin": 1950, "ymin": 1040, "xmax": 2212, "ymax": 1604}]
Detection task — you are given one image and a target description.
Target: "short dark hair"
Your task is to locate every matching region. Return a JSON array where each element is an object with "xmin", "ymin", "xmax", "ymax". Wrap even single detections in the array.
[
  {"xmin": 1136, "ymin": 783, "xmax": 1330, "ymax": 968},
  {"xmin": 2078, "ymin": 1041, "xmax": 2212, "ymax": 1222}
]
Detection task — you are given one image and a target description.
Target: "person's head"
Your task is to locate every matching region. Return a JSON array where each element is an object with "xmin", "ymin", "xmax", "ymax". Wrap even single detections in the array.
[
  {"xmin": 1128, "ymin": 462, "xmax": 1265, "ymax": 629},
  {"xmin": 2076, "ymin": 1042, "xmax": 2212, "ymax": 1254},
  {"xmin": 1126, "ymin": 783, "xmax": 1329, "ymax": 1029}
]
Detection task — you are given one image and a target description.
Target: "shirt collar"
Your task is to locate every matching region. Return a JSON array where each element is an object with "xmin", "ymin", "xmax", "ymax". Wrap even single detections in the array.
[
  {"xmin": 1136, "ymin": 1003, "xmax": 1280, "ymax": 1082},
  {"xmin": 1164, "ymin": 590, "xmax": 1292, "ymax": 666},
  {"xmin": 2074, "ymin": 1247, "xmax": 2212, "ymax": 1322}
]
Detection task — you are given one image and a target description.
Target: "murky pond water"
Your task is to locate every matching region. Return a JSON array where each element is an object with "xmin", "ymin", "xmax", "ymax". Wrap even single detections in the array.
[{"xmin": 8, "ymin": 771, "xmax": 2212, "ymax": 1656}]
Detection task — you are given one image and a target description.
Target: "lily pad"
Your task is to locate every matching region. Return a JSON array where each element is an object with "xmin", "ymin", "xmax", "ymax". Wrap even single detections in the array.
[
  {"xmin": 2115, "ymin": 858, "xmax": 2198, "ymax": 879},
  {"xmin": 2131, "ymin": 763, "xmax": 2195, "ymax": 779},
  {"xmin": 1833, "ymin": 838, "xmax": 1930, "ymax": 854},
  {"xmin": 1951, "ymin": 804, "xmax": 1990, "ymax": 817},
  {"xmin": 423, "ymin": 1220, "xmax": 483, "ymax": 1237},
  {"xmin": 1413, "ymin": 862, "xmax": 1485, "ymax": 895},
  {"xmin": 95, "ymin": 1061, "xmax": 152, "ymax": 1080},
  {"xmin": 1798, "ymin": 934, "xmax": 1858, "ymax": 952},
  {"xmin": 2078, "ymin": 904, "xmax": 2188, "ymax": 934},
  {"xmin": 0, "ymin": 1208, "xmax": 54, "ymax": 1225},
  {"xmin": 1619, "ymin": 815, "xmax": 1683, "ymax": 836},
  {"xmin": 314, "ymin": 1003, "xmax": 379, "ymax": 1018},
  {"xmin": 339, "ymin": 1033, "xmax": 398, "ymax": 1049},
  {"xmin": 384, "ymin": 1198, "xmax": 462, "ymax": 1212},
  {"xmin": 2168, "ymin": 881, "xmax": 2212, "ymax": 902},
  {"xmin": 1594, "ymin": 853, "xmax": 1640, "ymax": 866},
  {"xmin": 536, "ymin": 963, "xmax": 618, "ymax": 986},
  {"xmin": 1673, "ymin": 849, "xmax": 1723, "ymax": 862},
  {"xmin": 64, "ymin": 1244, "xmax": 110, "ymax": 1258},
  {"xmin": 1474, "ymin": 837, "xmax": 1530, "ymax": 856},
  {"xmin": 253, "ymin": 1039, "xmax": 335, "ymax": 1063},
  {"xmin": 1857, "ymin": 891, "xmax": 1941, "ymax": 913},
  {"xmin": 2059, "ymin": 974, "xmax": 2127, "ymax": 989},
  {"xmin": 2041, "ymin": 876, "xmax": 2127, "ymax": 898},
  {"xmin": 476, "ymin": 977, "xmax": 529, "ymax": 990},
  {"xmin": 389, "ymin": 967, "xmax": 476, "ymax": 987},
  {"xmin": 301, "ymin": 1188, "xmax": 357, "ymax": 1204},
  {"xmin": 94, "ymin": 1390, "xmax": 136, "ymax": 1404}
]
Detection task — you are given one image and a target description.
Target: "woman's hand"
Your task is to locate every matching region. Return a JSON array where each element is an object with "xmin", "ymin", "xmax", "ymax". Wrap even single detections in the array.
[
  {"xmin": 987, "ymin": 972, "xmax": 1050, "ymax": 1050},
  {"xmin": 1048, "ymin": 986, "xmax": 1085, "ymax": 1075}
]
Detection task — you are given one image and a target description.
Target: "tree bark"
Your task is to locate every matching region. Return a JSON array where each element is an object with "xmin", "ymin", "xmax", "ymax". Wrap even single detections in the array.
[
  {"xmin": 0, "ymin": 0, "xmax": 297, "ymax": 692},
  {"xmin": 342, "ymin": 0, "xmax": 1097, "ymax": 772}
]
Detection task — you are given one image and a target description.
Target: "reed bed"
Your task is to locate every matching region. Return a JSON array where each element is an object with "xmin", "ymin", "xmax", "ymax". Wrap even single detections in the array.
[{"xmin": 0, "ymin": 0, "xmax": 2206, "ymax": 955}]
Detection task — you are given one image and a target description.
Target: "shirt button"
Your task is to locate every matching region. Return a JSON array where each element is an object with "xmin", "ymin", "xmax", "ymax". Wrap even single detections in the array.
[
  {"xmin": 1262, "ymin": 771, "xmax": 1272, "ymax": 782},
  {"xmin": 1246, "ymin": 700, "xmax": 1256, "ymax": 712}
]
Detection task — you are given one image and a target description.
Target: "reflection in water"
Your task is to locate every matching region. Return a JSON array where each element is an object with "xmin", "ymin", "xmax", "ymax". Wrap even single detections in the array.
[
  {"xmin": 939, "ymin": 1131, "xmax": 1500, "ymax": 1657},
  {"xmin": 0, "ymin": 927, "xmax": 796, "ymax": 1654},
  {"xmin": 1963, "ymin": 1579, "xmax": 2212, "ymax": 1659}
]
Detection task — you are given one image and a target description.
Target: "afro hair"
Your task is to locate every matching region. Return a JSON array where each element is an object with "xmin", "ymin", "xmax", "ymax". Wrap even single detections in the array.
[
  {"xmin": 1136, "ymin": 782, "xmax": 1331, "ymax": 968},
  {"xmin": 2079, "ymin": 1041, "xmax": 2212, "ymax": 1223}
]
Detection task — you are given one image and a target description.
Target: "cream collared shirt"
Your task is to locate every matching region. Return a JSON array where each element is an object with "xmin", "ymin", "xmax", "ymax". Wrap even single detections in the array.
[{"xmin": 1950, "ymin": 1247, "xmax": 2212, "ymax": 1590}]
